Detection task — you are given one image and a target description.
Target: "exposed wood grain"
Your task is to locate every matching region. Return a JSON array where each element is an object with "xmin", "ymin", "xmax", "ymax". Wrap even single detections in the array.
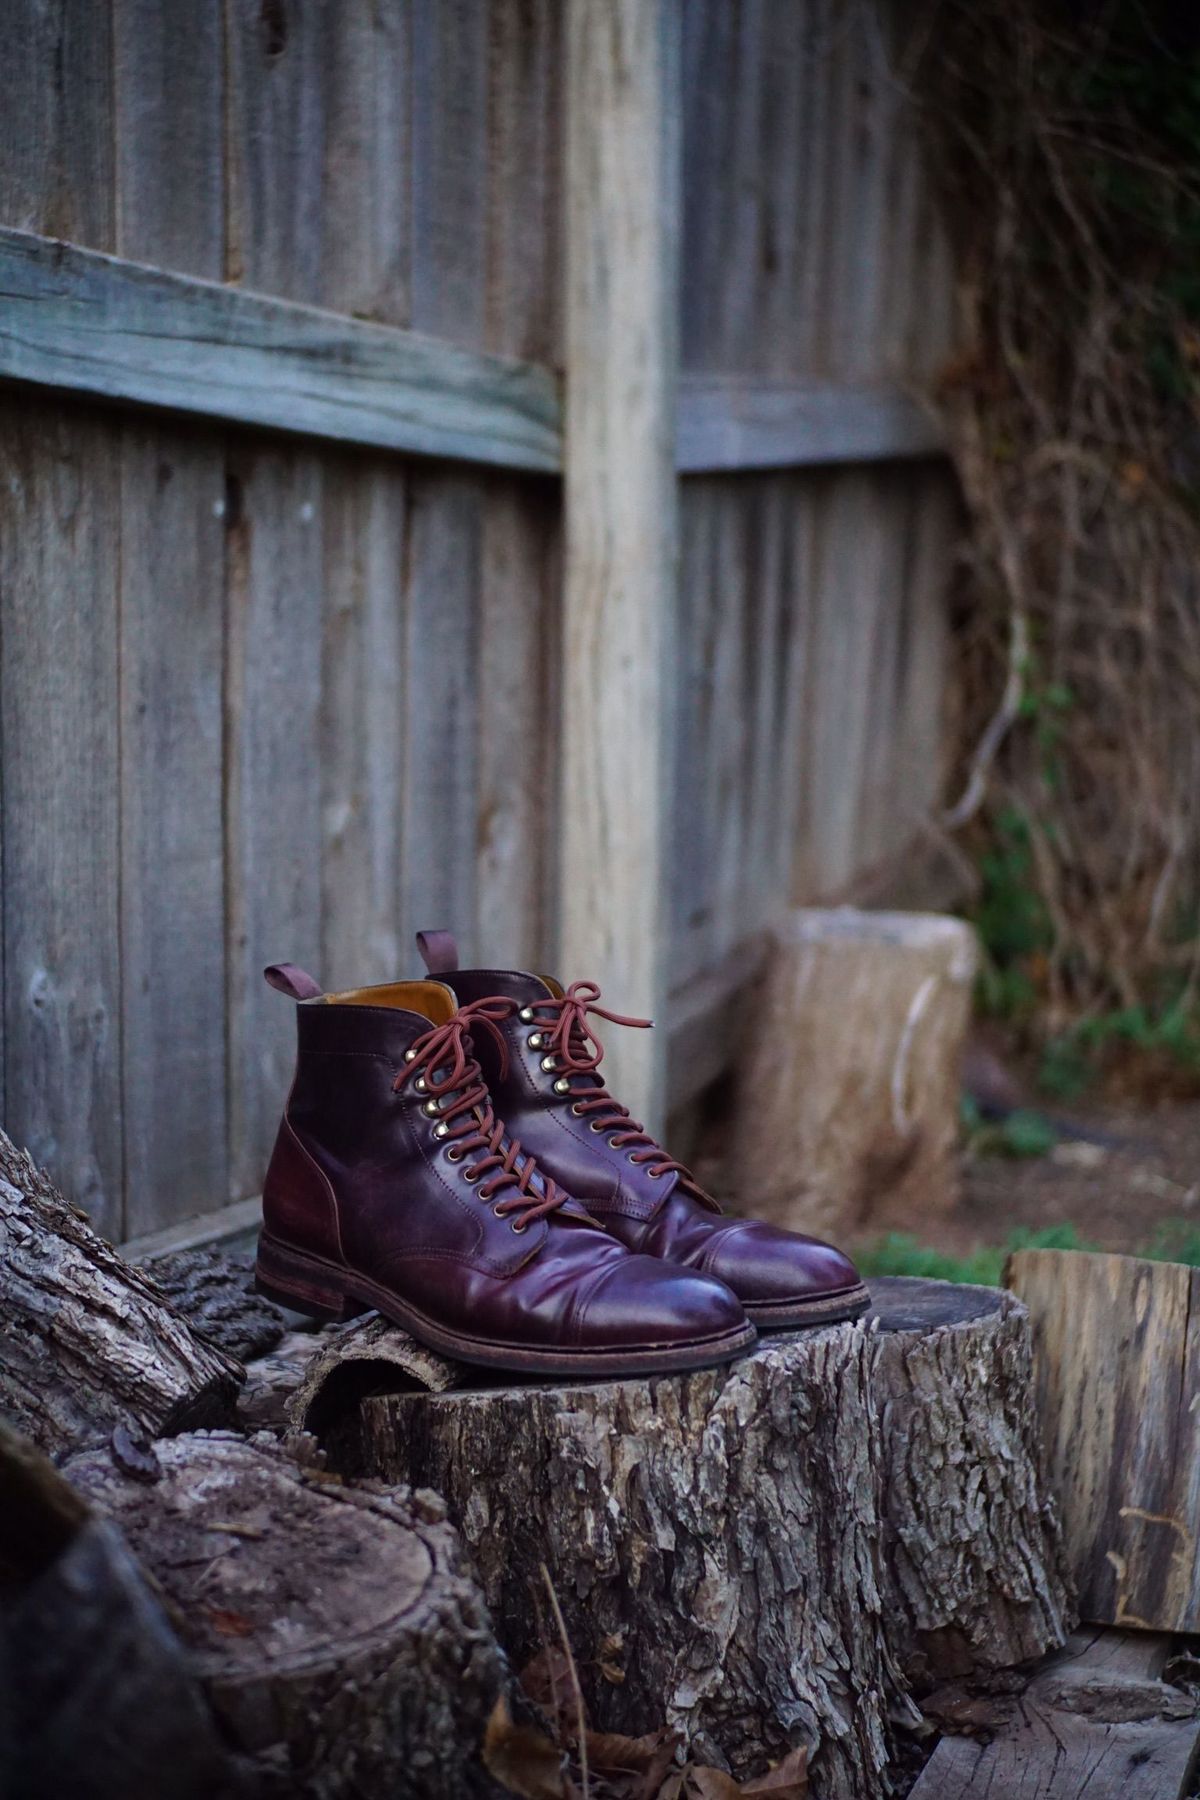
[
  {"xmin": 399, "ymin": 472, "xmax": 482, "ymax": 940},
  {"xmin": 910, "ymin": 1626, "xmax": 1200, "ymax": 1800},
  {"xmin": 474, "ymin": 477, "xmax": 560, "ymax": 970},
  {"xmin": 319, "ymin": 455, "xmax": 407, "ymax": 991},
  {"xmin": 1007, "ymin": 1248, "xmax": 1200, "ymax": 1634},
  {"xmin": 0, "ymin": 400, "xmax": 124, "ymax": 1235},
  {"xmin": 112, "ymin": 0, "xmax": 223, "ymax": 277},
  {"xmin": 411, "ymin": 0, "xmax": 489, "ymax": 347},
  {"xmin": 224, "ymin": 448, "xmax": 324, "ymax": 1201},
  {"xmin": 731, "ymin": 909, "xmax": 978, "ymax": 1239},
  {"xmin": 0, "ymin": 0, "xmax": 114, "ymax": 247},
  {"xmin": 562, "ymin": 0, "xmax": 681, "ymax": 1129},
  {"xmin": 485, "ymin": 0, "xmax": 563, "ymax": 366},
  {"xmin": 118, "ymin": 426, "xmax": 229, "ymax": 1236},
  {"xmin": 0, "ymin": 228, "xmax": 561, "ymax": 472}
]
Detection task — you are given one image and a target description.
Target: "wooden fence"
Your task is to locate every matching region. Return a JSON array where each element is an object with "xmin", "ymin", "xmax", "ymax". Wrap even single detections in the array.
[{"xmin": 0, "ymin": 0, "xmax": 958, "ymax": 1247}]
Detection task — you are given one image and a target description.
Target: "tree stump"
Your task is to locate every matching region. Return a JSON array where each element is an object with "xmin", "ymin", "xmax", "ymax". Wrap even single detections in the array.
[
  {"xmin": 0, "ymin": 1130, "xmax": 243, "ymax": 1459},
  {"xmin": 729, "ymin": 910, "xmax": 978, "ymax": 1239},
  {"xmin": 64, "ymin": 1431, "xmax": 512, "ymax": 1799},
  {"xmin": 866, "ymin": 1278, "xmax": 1073, "ymax": 1684},
  {"xmin": 352, "ymin": 1277, "xmax": 1069, "ymax": 1799},
  {"xmin": 1007, "ymin": 1247, "xmax": 1200, "ymax": 1632},
  {"xmin": 0, "ymin": 1420, "xmax": 236, "ymax": 1798}
]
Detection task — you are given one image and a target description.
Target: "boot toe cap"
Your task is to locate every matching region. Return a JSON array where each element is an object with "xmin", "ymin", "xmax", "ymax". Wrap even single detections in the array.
[
  {"xmin": 704, "ymin": 1221, "xmax": 864, "ymax": 1307},
  {"xmin": 577, "ymin": 1256, "xmax": 748, "ymax": 1350}
]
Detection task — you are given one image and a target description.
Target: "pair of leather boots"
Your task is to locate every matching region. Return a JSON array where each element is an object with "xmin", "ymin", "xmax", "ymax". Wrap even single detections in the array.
[{"xmin": 255, "ymin": 932, "xmax": 869, "ymax": 1377}]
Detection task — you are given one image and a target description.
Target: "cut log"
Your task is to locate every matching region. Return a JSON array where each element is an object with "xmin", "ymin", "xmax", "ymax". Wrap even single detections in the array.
[
  {"xmin": 142, "ymin": 1243, "xmax": 288, "ymax": 1361},
  {"xmin": 729, "ymin": 909, "xmax": 978, "ymax": 1239},
  {"xmin": 353, "ymin": 1276, "xmax": 1068, "ymax": 1798},
  {"xmin": 910, "ymin": 1626, "xmax": 1200, "ymax": 1800},
  {"xmin": 0, "ymin": 1129, "xmax": 243, "ymax": 1459},
  {"xmin": 0, "ymin": 1420, "xmax": 235, "ymax": 1798},
  {"xmin": 1006, "ymin": 1247, "xmax": 1200, "ymax": 1633},
  {"xmin": 65, "ymin": 1430, "xmax": 513, "ymax": 1799},
  {"xmin": 867, "ymin": 1278, "xmax": 1073, "ymax": 1684}
]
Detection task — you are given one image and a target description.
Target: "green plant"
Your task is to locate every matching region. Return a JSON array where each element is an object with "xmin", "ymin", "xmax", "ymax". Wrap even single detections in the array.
[{"xmin": 856, "ymin": 1218, "xmax": 1200, "ymax": 1287}]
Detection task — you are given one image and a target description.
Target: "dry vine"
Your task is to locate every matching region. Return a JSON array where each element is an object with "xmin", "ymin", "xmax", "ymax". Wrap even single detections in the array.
[{"xmin": 901, "ymin": 0, "xmax": 1200, "ymax": 1043}]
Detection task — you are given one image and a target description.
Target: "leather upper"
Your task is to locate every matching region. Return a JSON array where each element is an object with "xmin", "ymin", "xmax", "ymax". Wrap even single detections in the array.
[
  {"xmin": 439, "ymin": 966, "xmax": 865, "ymax": 1307},
  {"xmin": 261, "ymin": 985, "xmax": 747, "ymax": 1353}
]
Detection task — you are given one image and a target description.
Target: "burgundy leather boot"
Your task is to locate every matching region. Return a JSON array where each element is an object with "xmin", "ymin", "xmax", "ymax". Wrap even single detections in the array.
[
  {"xmin": 254, "ymin": 963, "xmax": 755, "ymax": 1376},
  {"xmin": 415, "ymin": 932, "xmax": 870, "ymax": 1329}
]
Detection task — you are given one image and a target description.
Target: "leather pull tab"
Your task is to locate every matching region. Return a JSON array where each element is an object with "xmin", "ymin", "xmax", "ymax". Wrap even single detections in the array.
[
  {"xmin": 264, "ymin": 963, "xmax": 323, "ymax": 1001},
  {"xmin": 415, "ymin": 929, "xmax": 459, "ymax": 975}
]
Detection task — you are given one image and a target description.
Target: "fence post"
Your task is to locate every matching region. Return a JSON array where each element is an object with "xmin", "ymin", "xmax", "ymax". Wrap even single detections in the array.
[{"xmin": 561, "ymin": 0, "xmax": 681, "ymax": 1129}]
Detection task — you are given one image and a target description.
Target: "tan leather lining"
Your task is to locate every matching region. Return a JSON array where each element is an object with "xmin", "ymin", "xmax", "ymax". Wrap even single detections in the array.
[{"xmin": 322, "ymin": 980, "xmax": 456, "ymax": 1023}]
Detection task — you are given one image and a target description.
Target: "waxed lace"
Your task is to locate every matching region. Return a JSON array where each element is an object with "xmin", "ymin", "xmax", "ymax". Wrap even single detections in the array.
[
  {"xmin": 396, "ymin": 998, "xmax": 567, "ymax": 1233},
  {"xmin": 525, "ymin": 981, "xmax": 719, "ymax": 1209}
]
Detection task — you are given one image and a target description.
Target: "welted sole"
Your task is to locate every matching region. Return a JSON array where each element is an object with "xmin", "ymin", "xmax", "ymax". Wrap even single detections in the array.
[
  {"xmin": 746, "ymin": 1282, "xmax": 872, "ymax": 1331},
  {"xmin": 255, "ymin": 1232, "xmax": 757, "ymax": 1378}
]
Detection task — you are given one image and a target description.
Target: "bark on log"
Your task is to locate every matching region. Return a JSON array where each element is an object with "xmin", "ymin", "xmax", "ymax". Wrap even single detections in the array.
[
  {"xmin": 142, "ymin": 1244, "xmax": 288, "ymax": 1362},
  {"xmin": 64, "ymin": 1430, "xmax": 513, "ymax": 1799},
  {"xmin": 0, "ymin": 1420, "xmax": 236, "ymax": 1799},
  {"xmin": 866, "ymin": 1278, "xmax": 1073, "ymax": 1684},
  {"xmin": 1007, "ymin": 1247, "xmax": 1200, "ymax": 1633},
  {"xmin": 0, "ymin": 1129, "xmax": 243, "ymax": 1459},
  {"xmin": 729, "ymin": 910, "xmax": 978, "ymax": 1239},
  {"xmin": 288, "ymin": 1315, "xmax": 462, "ymax": 1458},
  {"xmin": 354, "ymin": 1277, "xmax": 1068, "ymax": 1798}
]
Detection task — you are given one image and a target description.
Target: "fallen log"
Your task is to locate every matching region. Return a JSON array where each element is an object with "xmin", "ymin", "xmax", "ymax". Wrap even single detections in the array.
[
  {"xmin": 0, "ymin": 1129, "xmax": 242, "ymax": 1459},
  {"xmin": 352, "ymin": 1276, "xmax": 1069, "ymax": 1799},
  {"xmin": 65, "ymin": 1430, "xmax": 513, "ymax": 1799},
  {"xmin": 729, "ymin": 909, "xmax": 978, "ymax": 1239},
  {"xmin": 1007, "ymin": 1246, "xmax": 1200, "ymax": 1633},
  {"xmin": 0, "ymin": 1420, "xmax": 236, "ymax": 1798}
]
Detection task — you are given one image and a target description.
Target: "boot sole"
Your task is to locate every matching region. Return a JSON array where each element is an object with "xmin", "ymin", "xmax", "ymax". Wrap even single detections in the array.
[
  {"xmin": 255, "ymin": 1232, "xmax": 757, "ymax": 1378},
  {"xmin": 745, "ymin": 1282, "xmax": 872, "ymax": 1330}
]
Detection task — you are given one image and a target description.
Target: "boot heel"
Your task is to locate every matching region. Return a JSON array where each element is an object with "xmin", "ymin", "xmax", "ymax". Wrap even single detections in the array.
[{"xmin": 255, "ymin": 1235, "xmax": 367, "ymax": 1324}]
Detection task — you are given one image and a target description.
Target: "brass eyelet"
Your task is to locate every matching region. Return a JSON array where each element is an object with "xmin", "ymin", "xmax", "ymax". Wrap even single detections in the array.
[
  {"xmin": 404, "ymin": 1048, "xmax": 417, "ymax": 1062},
  {"xmin": 445, "ymin": 1145, "xmax": 463, "ymax": 1163},
  {"xmin": 590, "ymin": 1120, "xmax": 605, "ymax": 1133},
  {"xmin": 433, "ymin": 1121, "xmax": 449, "ymax": 1139},
  {"xmin": 415, "ymin": 1076, "xmax": 427, "ymax": 1093},
  {"xmin": 540, "ymin": 1055, "xmax": 556, "ymax": 1073},
  {"xmin": 648, "ymin": 1167, "xmax": 664, "ymax": 1179},
  {"xmin": 423, "ymin": 1098, "xmax": 440, "ymax": 1117},
  {"xmin": 463, "ymin": 1167, "xmax": 480, "ymax": 1184},
  {"xmin": 519, "ymin": 1007, "xmax": 534, "ymax": 1023},
  {"xmin": 511, "ymin": 1221, "xmax": 527, "ymax": 1235},
  {"xmin": 571, "ymin": 1102, "xmax": 586, "ymax": 1116},
  {"xmin": 527, "ymin": 1032, "xmax": 543, "ymax": 1049},
  {"xmin": 553, "ymin": 1077, "xmax": 570, "ymax": 1095},
  {"xmin": 608, "ymin": 1136, "xmax": 624, "ymax": 1150}
]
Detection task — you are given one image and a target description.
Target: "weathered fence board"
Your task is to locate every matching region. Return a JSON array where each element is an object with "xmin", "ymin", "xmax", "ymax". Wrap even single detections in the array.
[
  {"xmin": 118, "ymin": 425, "xmax": 228, "ymax": 1238},
  {"xmin": 224, "ymin": 446, "xmax": 326, "ymax": 1201},
  {"xmin": 0, "ymin": 403, "xmax": 124, "ymax": 1240},
  {"xmin": 0, "ymin": 0, "xmax": 959, "ymax": 1234}
]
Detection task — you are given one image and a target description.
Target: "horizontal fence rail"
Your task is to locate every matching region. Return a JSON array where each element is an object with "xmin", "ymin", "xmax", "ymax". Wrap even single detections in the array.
[
  {"xmin": 0, "ymin": 228, "xmax": 948, "ymax": 476},
  {"xmin": 0, "ymin": 227, "xmax": 562, "ymax": 473}
]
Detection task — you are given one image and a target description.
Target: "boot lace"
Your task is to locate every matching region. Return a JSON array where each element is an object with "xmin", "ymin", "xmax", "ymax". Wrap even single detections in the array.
[
  {"xmin": 395, "ymin": 998, "xmax": 568, "ymax": 1234},
  {"xmin": 524, "ymin": 982, "xmax": 719, "ymax": 1209}
]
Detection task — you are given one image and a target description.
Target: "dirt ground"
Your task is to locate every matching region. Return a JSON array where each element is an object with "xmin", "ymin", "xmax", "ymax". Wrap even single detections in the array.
[{"xmin": 914, "ymin": 1097, "xmax": 1200, "ymax": 1261}]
